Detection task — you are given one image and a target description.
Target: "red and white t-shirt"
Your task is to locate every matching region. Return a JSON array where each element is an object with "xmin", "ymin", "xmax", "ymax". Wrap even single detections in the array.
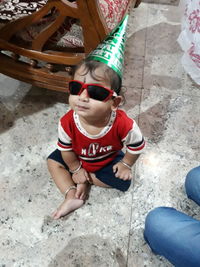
[{"xmin": 57, "ymin": 109, "xmax": 145, "ymax": 172}]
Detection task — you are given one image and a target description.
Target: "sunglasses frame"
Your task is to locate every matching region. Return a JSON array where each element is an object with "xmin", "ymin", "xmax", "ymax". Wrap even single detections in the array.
[{"xmin": 68, "ymin": 80, "xmax": 117, "ymax": 102}]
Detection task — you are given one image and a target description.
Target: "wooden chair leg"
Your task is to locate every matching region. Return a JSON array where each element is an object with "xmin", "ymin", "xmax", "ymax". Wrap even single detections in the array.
[{"xmin": 135, "ymin": 0, "xmax": 142, "ymax": 8}]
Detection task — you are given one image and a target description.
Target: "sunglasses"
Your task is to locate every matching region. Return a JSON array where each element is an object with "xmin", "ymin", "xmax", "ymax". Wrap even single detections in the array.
[{"xmin": 68, "ymin": 80, "xmax": 117, "ymax": 102}]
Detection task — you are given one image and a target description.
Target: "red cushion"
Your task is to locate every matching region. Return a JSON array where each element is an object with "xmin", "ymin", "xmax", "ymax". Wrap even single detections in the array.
[{"xmin": 99, "ymin": 0, "xmax": 130, "ymax": 31}]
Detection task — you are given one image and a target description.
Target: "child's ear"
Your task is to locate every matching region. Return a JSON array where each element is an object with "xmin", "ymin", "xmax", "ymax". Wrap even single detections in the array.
[{"xmin": 111, "ymin": 96, "xmax": 122, "ymax": 111}]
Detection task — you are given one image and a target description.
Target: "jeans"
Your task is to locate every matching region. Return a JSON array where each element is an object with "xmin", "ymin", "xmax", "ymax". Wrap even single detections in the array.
[{"xmin": 144, "ymin": 166, "xmax": 200, "ymax": 267}]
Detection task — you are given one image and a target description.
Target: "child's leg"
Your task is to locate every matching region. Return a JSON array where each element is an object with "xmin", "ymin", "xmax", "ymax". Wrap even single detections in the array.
[
  {"xmin": 47, "ymin": 158, "xmax": 88, "ymax": 219},
  {"xmin": 47, "ymin": 158, "xmax": 74, "ymax": 194},
  {"xmin": 88, "ymin": 172, "xmax": 111, "ymax": 188},
  {"xmin": 86, "ymin": 151, "xmax": 131, "ymax": 192}
]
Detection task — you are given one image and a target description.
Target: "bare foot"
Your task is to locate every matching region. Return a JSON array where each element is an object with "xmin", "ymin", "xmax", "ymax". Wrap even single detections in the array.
[
  {"xmin": 75, "ymin": 183, "xmax": 90, "ymax": 200},
  {"xmin": 52, "ymin": 198, "xmax": 84, "ymax": 219}
]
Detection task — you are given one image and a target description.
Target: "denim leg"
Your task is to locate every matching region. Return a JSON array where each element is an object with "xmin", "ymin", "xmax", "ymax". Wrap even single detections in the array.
[
  {"xmin": 144, "ymin": 207, "xmax": 200, "ymax": 267},
  {"xmin": 185, "ymin": 166, "xmax": 200, "ymax": 206}
]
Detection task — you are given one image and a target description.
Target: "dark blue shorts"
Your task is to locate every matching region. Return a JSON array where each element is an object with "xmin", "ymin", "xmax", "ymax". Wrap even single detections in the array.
[{"xmin": 47, "ymin": 149, "xmax": 131, "ymax": 192}]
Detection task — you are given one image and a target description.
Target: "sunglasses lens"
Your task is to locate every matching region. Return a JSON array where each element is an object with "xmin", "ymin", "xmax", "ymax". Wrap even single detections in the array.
[
  {"xmin": 69, "ymin": 81, "xmax": 113, "ymax": 101},
  {"xmin": 88, "ymin": 85, "xmax": 110, "ymax": 101},
  {"xmin": 69, "ymin": 81, "xmax": 82, "ymax": 95}
]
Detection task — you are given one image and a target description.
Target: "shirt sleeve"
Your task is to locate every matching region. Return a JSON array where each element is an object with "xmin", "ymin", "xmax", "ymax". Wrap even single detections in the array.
[
  {"xmin": 123, "ymin": 121, "xmax": 146, "ymax": 154},
  {"xmin": 57, "ymin": 120, "xmax": 72, "ymax": 151}
]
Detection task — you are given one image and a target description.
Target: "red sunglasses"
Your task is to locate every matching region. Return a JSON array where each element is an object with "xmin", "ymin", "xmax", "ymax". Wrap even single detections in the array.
[{"xmin": 68, "ymin": 80, "xmax": 117, "ymax": 102}]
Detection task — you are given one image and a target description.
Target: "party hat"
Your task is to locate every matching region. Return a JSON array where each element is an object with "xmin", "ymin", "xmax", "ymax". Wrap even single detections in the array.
[{"xmin": 87, "ymin": 14, "xmax": 129, "ymax": 78}]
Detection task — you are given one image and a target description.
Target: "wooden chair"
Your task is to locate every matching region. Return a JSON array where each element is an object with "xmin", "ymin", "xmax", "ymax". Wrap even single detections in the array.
[{"xmin": 0, "ymin": 0, "xmax": 141, "ymax": 92}]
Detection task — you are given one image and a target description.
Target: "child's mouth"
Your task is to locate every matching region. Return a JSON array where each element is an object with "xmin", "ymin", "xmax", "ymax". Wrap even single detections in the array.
[{"xmin": 76, "ymin": 104, "xmax": 89, "ymax": 111}]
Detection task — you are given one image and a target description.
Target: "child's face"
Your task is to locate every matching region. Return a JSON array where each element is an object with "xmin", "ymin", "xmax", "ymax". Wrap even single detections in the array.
[{"xmin": 69, "ymin": 65, "xmax": 120, "ymax": 121}]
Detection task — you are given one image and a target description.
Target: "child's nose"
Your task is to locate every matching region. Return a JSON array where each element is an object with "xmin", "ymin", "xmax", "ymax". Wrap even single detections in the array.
[{"xmin": 79, "ymin": 89, "xmax": 89, "ymax": 100}]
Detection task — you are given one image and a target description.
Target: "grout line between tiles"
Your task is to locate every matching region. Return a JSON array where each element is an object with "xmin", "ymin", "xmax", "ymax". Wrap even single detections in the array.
[
  {"xmin": 126, "ymin": 4, "xmax": 150, "ymax": 266},
  {"xmin": 137, "ymin": 8, "xmax": 149, "ymax": 129}
]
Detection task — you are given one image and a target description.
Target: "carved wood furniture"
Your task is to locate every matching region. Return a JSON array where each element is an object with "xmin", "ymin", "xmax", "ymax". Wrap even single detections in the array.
[{"xmin": 0, "ymin": 0, "xmax": 141, "ymax": 92}]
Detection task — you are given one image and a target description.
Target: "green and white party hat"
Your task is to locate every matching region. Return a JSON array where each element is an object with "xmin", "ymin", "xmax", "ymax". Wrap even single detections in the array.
[{"xmin": 87, "ymin": 14, "xmax": 129, "ymax": 78}]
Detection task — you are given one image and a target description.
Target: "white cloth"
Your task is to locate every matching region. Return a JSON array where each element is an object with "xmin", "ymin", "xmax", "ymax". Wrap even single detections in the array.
[{"xmin": 177, "ymin": 0, "xmax": 200, "ymax": 85}]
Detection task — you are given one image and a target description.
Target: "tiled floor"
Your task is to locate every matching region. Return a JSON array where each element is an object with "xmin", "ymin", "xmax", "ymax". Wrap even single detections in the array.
[{"xmin": 1, "ymin": 1, "xmax": 200, "ymax": 267}]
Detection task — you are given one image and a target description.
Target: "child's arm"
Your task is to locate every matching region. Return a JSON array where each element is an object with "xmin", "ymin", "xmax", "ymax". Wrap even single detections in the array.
[
  {"xmin": 58, "ymin": 115, "xmax": 89, "ymax": 184},
  {"xmin": 113, "ymin": 152, "xmax": 140, "ymax": 180},
  {"xmin": 61, "ymin": 151, "xmax": 89, "ymax": 184},
  {"xmin": 114, "ymin": 115, "xmax": 145, "ymax": 180}
]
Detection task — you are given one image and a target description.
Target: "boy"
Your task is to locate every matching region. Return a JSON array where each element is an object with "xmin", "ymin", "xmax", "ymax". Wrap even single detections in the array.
[{"xmin": 47, "ymin": 15, "xmax": 145, "ymax": 219}]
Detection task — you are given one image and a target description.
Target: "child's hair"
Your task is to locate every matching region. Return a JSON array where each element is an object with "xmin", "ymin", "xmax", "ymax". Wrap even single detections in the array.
[{"xmin": 74, "ymin": 59, "xmax": 122, "ymax": 95}]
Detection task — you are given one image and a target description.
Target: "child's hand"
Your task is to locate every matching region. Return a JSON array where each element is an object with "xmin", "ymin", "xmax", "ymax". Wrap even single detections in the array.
[
  {"xmin": 72, "ymin": 168, "xmax": 89, "ymax": 184},
  {"xmin": 113, "ymin": 162, "xmax": 132, "ymax": 180}
]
